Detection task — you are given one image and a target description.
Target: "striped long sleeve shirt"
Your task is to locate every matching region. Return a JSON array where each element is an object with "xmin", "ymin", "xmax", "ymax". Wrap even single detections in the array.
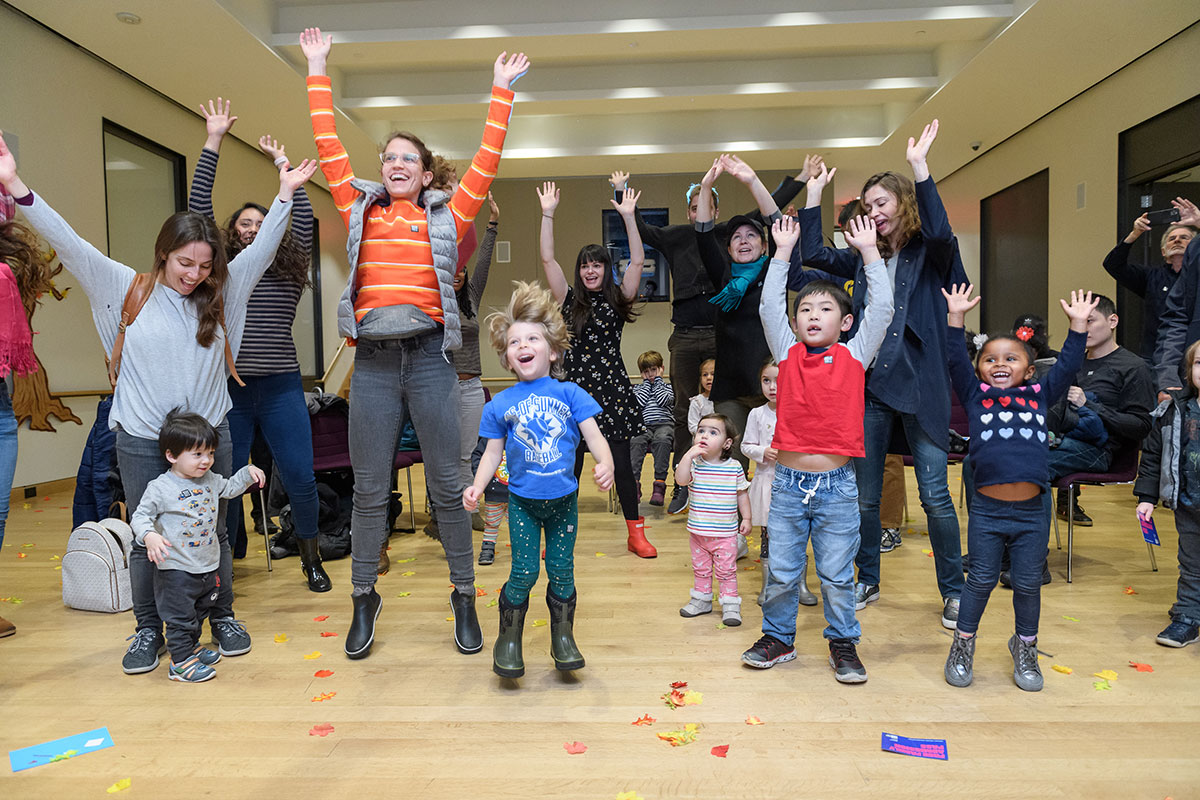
[
  {"xmin": 633, "ymin": 376, "xmax": 674, "ymax": 428},
  {"xmin": 307, "ymin": 75, "xmax": 513, "ymax": 325}
]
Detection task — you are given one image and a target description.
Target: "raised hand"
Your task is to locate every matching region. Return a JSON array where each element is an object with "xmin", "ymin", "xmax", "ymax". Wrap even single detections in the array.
[
  {"xmin": 806, "ymin": 162, "xmax": 836, "ymax": 196},
  {"xmin": 771, "ymin": 216, "xmax": 801, "ymax": 255},
  {"xmin": 1060, "ymin": 289, "xmax": 1099, "ymax": 330},
  {"xmin": 611, "ymin": 187, "xmax": 641, "ymax": 217},
  {"xmin": 719, "ymin": 153, "xmax": 757, "ymax": 185},
  {"xmin": 299, "ymin": 27, "xmax": 332, "ymax": 73},
  {"xmin": 1173, "ymin": 197, "xmax": 1200, "ymax": 227},
  {"xmin": 0, "ymin": 130, "xmax": 18, "ymax": 190},
  {"xmin": 258, "ymin": 135, "xmax": 288, "ymax": 165},
  {"xmin": 842, "ymin": 215, "xmax": 878, "ymax": 253},
  {"xmin": 494, "ymin": 51, "xmax": 530, "ymax": 90},
  {"xmin": 200, "ymin": 98, "xmax": 237, "ymax": 140},
  {"xmin": 1125, "ymin": 213, "xmax": 1151, "ymax": 243},
  {"xmin": 941, "ymin": 283, "xmax": 981, "ymax": 318},
  {"xmin": 536, "ymin": 181, "xmax": 560, "ymax": 215},
  {"xmin": 701, "ymin": 156, "xmax": 723, "ymax": 188},
  {"xmin": 797, "ymin": 153, "xmax": 824, "ymax": 184},
  {"xmin": 487, "ymin": 191, "xmax": 500, "ymax": 223},
  {"xmin": 610, "ymin": 170, "xmax": 630, "ymax": 192},
  {"xmin": 907, "ymin": 119, "xmax": 939, "ymax": 166},
  {"xmin": 279, "ymin": 158, "xmax": 318, "ymax": 200}
]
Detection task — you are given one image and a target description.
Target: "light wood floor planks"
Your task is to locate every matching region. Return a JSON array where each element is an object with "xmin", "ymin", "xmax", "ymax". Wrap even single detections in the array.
[{"xmin": 1, "ymin": 462, "xmax": 1197, "ymax": 799}]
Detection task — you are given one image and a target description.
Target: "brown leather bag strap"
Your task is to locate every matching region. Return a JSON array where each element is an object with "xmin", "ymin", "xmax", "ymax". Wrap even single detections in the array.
[{"xmin": 107, "ymin": 272, "xmax": 156, "ymax": 388}]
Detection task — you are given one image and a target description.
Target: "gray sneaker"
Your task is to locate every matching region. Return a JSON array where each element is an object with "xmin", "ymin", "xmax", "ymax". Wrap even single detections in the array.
[
  {"xmin": 679, "ymin": 589, "xmax": 713, "ymax": 618},
  {"xmin": 1008, "ymin": 634, "xmax": 1043, "ymax": 692},
  {"xmin": 853, "ymin": 583, "xmax": 880, "ymax": 611},
  {"xmin": 944, "ymin": 634, "xmax": 975, "ymax": 687},
  {"xmin": 736, "ymin": 533, "xmax": 749, "ymax": 560},
  {"xmin": 667, "ymin": 486, "xmax": 689, "ymax": 515},
  {"xmin": 211, "ymin": 617, "xmax": 252, "ymax": 657},
  {"xmin": 122, "ymin": 628, "xmax": 166, "ymax": 674},
  {"xmin": 941, "ymin": 597, "xmax": 960, "ymax": 630},
  {"xmin": 879, "ymin": 528, "xmax": 902, "ymax": 553}
]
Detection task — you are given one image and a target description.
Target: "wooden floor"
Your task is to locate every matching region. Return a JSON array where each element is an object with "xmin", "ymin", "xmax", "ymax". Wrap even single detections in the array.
[{"xmin": 2, "ymin": 462, "xmax": 1197, "ymax": 799}]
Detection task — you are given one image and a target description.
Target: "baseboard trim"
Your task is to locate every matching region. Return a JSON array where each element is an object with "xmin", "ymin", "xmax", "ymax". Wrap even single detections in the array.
[{"xmin": 10, "ymin": 477, "xmax": 76, "ymax": 504}]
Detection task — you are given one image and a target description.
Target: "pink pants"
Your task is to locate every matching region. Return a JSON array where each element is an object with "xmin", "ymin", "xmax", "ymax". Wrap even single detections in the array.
[{"xmin": 690, "ymin": 533, "xmax": 739, "ymax": 598}]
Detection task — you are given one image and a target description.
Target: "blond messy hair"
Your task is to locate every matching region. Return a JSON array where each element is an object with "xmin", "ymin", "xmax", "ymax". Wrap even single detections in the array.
[{"xmin": 487, "ymin": 281, "xmax": 571, "ymax": 379}]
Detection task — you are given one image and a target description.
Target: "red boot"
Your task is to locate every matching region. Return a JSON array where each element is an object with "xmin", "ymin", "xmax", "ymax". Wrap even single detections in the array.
[{"xmin": 626, "ymin": 517, "xmax": 657, "ymax": 558}]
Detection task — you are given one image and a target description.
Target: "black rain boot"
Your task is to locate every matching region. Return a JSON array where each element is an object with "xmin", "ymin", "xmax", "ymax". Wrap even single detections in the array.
[
  {"xmin": 450, "ymin": 589, "xmax": 483, "ymax": 654},
  {"xmin": 546, "ymin": 586, "xmax": 585, "ymax": 671},
  {"xmin": 493, "ymin": 586, "xmax": 527, "ymax": 678},
  {"xmin": 297, "ymin": 537, "xmax": 332, "ymax": 593},
  {"xmin": 345, "ymin": 589, "xmax": 381, "ymax": 660}
]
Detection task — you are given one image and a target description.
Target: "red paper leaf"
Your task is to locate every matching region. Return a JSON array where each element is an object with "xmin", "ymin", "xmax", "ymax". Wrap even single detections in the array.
[
  {"xmin": 1123, "ymin": 586, "xmax": 1138, "ymax": 595},
  {"xmin": 312, "ymin": 615, "xmax": 329, "ymax": 622},
  {"xmin": 313, "ymin": 670, "xmax": 334, "ymax": 678},
  {"xmin": 670, "ymin": 681, "xmax": 688, "ymax": 689},
  {"xmin": 308, "ymin": 723, "xmax": 334, "ymax": 737},
  {"xmin": 1129, "ymin": 661, "xmax": 1154, "ymax": 673},
  {"xmin": 631, "ymin": 714, "xmax": 656, "ymax": 727},
  {"xmin": 710, "ymin": 745, "xmax": 730, "ymax": 758},
  {"xmin": 319, "ymin": 631, "xmax": 338, "ymax": 637},
  {"xmin": 563, "ymin": 741, "xmax": 587, "ymax": 755},
  {"xmin": 476, "ymin": 587, "xmax": 488, "ymax": 597}
]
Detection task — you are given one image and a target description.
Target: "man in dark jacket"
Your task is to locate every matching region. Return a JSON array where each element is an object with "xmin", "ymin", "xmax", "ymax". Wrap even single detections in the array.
[{"xmin": 1154, "ymin": 201, "xmax": 1200, "ymax": 396}]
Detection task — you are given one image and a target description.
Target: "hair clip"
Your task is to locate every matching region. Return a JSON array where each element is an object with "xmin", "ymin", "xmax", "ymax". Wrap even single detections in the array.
[
  {"xmin": 972, "ymin": 333, "xmax": 990, "ymax": 349},
  {"xmin": 1015, "ymin": 326, "xmax": 1035, "ymax": 342}
]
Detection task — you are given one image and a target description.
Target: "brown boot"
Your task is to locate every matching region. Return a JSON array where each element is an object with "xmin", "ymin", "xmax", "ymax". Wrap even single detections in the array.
[
  {"xmin": 0, "ymin": 615, "xmax": 14, "ymax": 638},
  {"xmin": 377, "ymin": 542, "xmax": 390, "ymax": 575},
  {"xmin": 625, "ymin": 517, "xmax": 657, "ymax": 558}
]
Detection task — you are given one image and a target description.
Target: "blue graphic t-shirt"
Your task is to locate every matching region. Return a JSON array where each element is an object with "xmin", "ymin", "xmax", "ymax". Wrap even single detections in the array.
[{"xmin": 479, "ymin": 376, "xmax": 603, "ymax": 500}]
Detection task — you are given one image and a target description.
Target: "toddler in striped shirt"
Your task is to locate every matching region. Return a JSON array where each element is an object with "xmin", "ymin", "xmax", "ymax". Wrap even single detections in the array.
[{"xmin": 675, "ymin": 413, "xmax": 750, "ymax": 626}]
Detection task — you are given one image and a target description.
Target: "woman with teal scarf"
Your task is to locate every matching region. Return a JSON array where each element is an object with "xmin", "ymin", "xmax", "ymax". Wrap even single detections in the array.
[{"xmin": 694, "ymin": 154, "xmax": 837, "ymax": 471}]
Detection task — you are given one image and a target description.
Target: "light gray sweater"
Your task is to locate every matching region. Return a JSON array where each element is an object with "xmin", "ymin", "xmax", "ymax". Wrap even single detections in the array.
[
  {"xmin": 20, "ymin": 191, "xmax": 293, "ymax": 439},
  {"xmin": 131, "ymin": 465, "xmax": 257, "ymax": 573}
]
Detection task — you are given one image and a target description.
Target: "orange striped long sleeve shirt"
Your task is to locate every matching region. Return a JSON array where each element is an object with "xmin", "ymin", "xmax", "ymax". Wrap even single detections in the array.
[{"xmin": 308, "ymin": 76, "xmax": 514, "ymax": 324}]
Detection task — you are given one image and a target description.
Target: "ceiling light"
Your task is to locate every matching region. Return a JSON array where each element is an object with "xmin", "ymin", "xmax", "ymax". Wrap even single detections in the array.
[{"xmin": 115, "ymin": 12, "xmax": 141, "ymax": 25}]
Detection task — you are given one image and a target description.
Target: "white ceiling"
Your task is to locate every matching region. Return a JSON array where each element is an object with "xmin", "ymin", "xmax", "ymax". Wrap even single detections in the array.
[{"xmin": 9, "ymin": 0, "xmax": 1200, "ymax": 199}]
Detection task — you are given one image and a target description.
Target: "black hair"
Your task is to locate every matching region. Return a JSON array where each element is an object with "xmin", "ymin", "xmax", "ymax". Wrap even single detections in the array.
[
  {"xmin": 793, "ymin": 280, "xmax": 853, "ymax": 318},
  {"xmin": 568, "ymin": 243, "xmax": 638, "ymax": 339},
  {"xmin": 1010, "ymin": 313, "xmax": 1054, "ymax": 360},
  {"xmin": 976, "ymin": 334, "xmax": 1037, "ymax": 368},
  {"xmin": 1093, "ymin": 294, "xmax": 1116, "ymax": 319},
  {"xmin": 225, "ymin": 203, "xmax": 311, "ymax": 287},
  {"xmin": 965, "ymin": 329, "xmax": 980, "ymax": 361},
  {"xmin": 158, "ymin": 408, "xmax": 219, "ymax": 459}
]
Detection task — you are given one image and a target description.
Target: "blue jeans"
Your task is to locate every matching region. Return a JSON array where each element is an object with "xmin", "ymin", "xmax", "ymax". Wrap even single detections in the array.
[
  {"xmin": 1040, "ymin": 437, "xmax": 1112, "ymax": 534},
  {"xmin": 957, "ymin": 491, "xmax": 1049, "ymax": 637},
  {"xmin": 226, "ymin": 372, "xmax": 319, "ymax": 540},
  {"xmin": 0, "ymin": 381, "xmax": 16, "ymax": 550},
  {"xmin": 1170, "ymin": 504, "xmax": 1200, "ymax": 626},
  {"xmin": 503, "ymin": 491, "xmax": 578, "ymax": 605},
  {"xmin": 118, "ymin": 421, "xmax": 234, "ymax": 633},
  {"xmin": 347, "ymin": 333, "xmax": 473, "ymax": 591},
  {"xmin": 762, "ymin": 462, "xmax": 861, "ymax": 643},
  {"xmin": 857, "ymin": 393, "xmax": 963, "ymax": 598}
]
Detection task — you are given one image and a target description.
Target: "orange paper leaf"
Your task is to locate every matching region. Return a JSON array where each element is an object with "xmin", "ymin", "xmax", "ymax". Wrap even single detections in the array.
[
  {"xmin": 313, "ymin": 670, "xmax": 334, "ymax": 678},
  {"xmin": 745, "ymin": 715, "xmax": 764, "ymax": 725},
  {"xmin": 1123, "ymin": 586, "xmax": 1138, "ymax": 595},
  {"xmin": 308, "ymin": 723, "xmax": 334, "ymax": 737},
  {"xmin": 311, "ymin": 692, "xmax": 337, "ymax": 702},
  {"xmin": 710, "ymin": 744, "xmax": 730, "ymax": 758},
  {"xmin": 670, "ymin": 681, "xmax": 688, "ymax": 689},
  {"xmin": 312, "ymin": 615, "xmax": 329, "ymax": 622},
  {"xmin": 16, "ymin": 553, "xmax": 26, "ymax": 559},
  {"xmin": 1129, "ymin": 661, "xmax": 1154, "ymax": 673},
  {"xmin": 563, "ymin": 741, "xmax": 587, "ymax": 755},
  {"xmin": 1051, "ymin": 665, "xmax": 1073, "ymax": 674},
  {"xmin": 631, "ymin": 714, "xmax": 656, "ymax": 727},
  {"xmin": 319, "ymin": 631, "xmax": 338, "ymax": 637}
]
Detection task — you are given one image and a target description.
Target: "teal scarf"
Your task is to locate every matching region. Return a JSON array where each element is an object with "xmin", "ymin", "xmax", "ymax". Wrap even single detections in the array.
[{"xmin": 709, "ymin": 253, "xmax": 769, "ymax": 312}]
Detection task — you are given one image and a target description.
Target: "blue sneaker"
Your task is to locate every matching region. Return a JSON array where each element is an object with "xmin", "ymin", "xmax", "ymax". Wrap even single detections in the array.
[
  {"xmin": 168, "ymin": 654, "xmax": 216, "ymax": 683},
  {"xmin": 193, "ymin": 646, "xmax": 222, "ymax": 666},
  {"xmin": 1156, "ymin": 619, "xmax": 1200, "ymax": 648}
]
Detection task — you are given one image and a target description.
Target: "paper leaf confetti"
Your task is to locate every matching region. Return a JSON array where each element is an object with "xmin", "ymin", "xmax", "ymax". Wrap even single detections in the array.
[
  {"xmin": 106, "ymin": 778, "xmax": 131, "ymax": 793},
  {"xmin": 394, "ymin": 557, "xmax": 416, "ymax": 564},
  {"xmin": 746, "ymin": 715, "xmax": 764, "ymax": 725},
  {"xmin": 1092, "ymin": 669, "xmax": 1119, "ymax": 681},
  {"xmin": 1051, "ymin": 665, "xmax": 1073, "ymax": 674},
  {"xmin": 615, "ymin": 793, "xmax": 643, "ymax": 800},
  {"xmin": 400, "ymin": 571, "xmax": 416, "ymax": 577},
  {"xmin": 662, "ymin": 689, "xmax": 703, "ymax": 709},
  {"xmin": 396, "ymin": 591, "xmax": 412, "ymax": 598},
  {"xmin": 710, "ymin": 744, "xmax": 730, "ymax": 758},
  {"xmin": 303, "ymin": 651, "xmax": 322, "ymax": 660},
  {"xmin": 476, "ymin": 587, "xmax": 487, "ymax": 597},
  {"xmin": 631, "ymin": 714, "xmax": 656, "ymax": 727},
  {"xmin": 1062, "ymin": 616, "xmax": 1080, "ymax": 622},
  {"xmin": 308, "ymin": 723, "xmax": 335, "ymax": 737},
  {"xmin": 595, "ymin": 552, "xmax": 606, "ymax": 558},
  {"xmin": 657, "ymin": 723, "xmax": 700, "ymax": 747},
  {"xmin": 51, "ymin": 750, "xmax": 78, "ymax": 762},
  {"xmin": 532, "ymin": 619, "xmax": 548, "ymax": 627},
  {"xmin": 1093, "ymin": 679, "xmax": 1113, "ymax": 691},
  {"xmin": 486, "ymin": 598, "xmax": 499, "ymax": 608},
  {"xmin": 16, "ymin": 552, "xmax": 26, "ymax": 559},
  {"xmin": 274, "ymin": 633, "xmax": 290, "ymax": 643},
  {"xmin": 313, "ymin": 615, "xmax": 329, "ymax": 622},
  {"xmin": 716, "ymin": 622, "xmax": 727, "ymax": 630},
  {"xmin": 921, "ymin": 548, "xmax": 934, "ymax": 557},
  {"xmin": 1129, "ymin": 661, "xmax": 1154, "ymax": 673},
  {"xmin": 312, "ymin": 692, "xmax": 337, "ymax": 703},
  {"xmin": 0, "ymin": 596, "xmax": 23, "ymax": 604},
  {"xmin": 1123, "ymin": 586, "xmax": 1138, "ymax": 595},
  {"xmin": 314, "ymin": 670, "xmax": 334, "ymax": 678},
  {"xmin": 563, "ymin": 741, "xmax": 588, "ymax": 755},
  {"xmin": 22, "ymin": 542, "xmax": 34, "ymax": 548},
  {"xmin": 319, "ymin": 631, "xmax": 338, "ymax": 638},
  {"xmin": 670, "ymin": 681, "xmax": 688, "ymax": 689}
]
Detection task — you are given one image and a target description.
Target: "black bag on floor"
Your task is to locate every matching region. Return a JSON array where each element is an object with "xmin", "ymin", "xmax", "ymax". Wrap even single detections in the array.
[{"xmin": 270, "ymin": 469, "xmax": 353, "ymax": 560}]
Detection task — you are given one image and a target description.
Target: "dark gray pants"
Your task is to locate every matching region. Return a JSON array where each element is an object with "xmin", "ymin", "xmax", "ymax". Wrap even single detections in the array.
[
  {"xmin": 154, "ymin": 568, "xmax": 218, "ymax": 663},
  {"xmin": 667, "ymin": 326, "xmax": 716, "ymax": 470}
]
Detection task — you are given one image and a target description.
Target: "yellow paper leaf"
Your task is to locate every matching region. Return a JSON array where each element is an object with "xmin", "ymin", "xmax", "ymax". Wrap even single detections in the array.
[
  {"xmin": 532, "ymin": 619, "xmax": 547, "ymax": 627},
  {"xmin": 394, "ymin": 557, "xmax": 416, "ymax": 563},
  {"xmin": 746, "ymin": 715, "xmax": 764, "ymax": 725},
  {"xmin": 50, "ymin": 554, "xmax": 60, "ymax": 560},
  {"xmin": 1051, "ymin": 665, "xmax": 1073, "ymax": 674},
  {"xmin": 1092, "ymin": 669, "xmax": 1119, "ymax": 681},
  {"xmin": 311, "ymin": 691, "xmax": 337, "ymax": 703},
  {"xmin": 615, "ymin": 793, "xmax": 644, "ymax": 800},
  {"xmin": 401, "ymin": 571, "xmax": 416, "ymax": 577},
  {"xmin": 274, "ymin": 633, "xmax": 290, "ymax": 643},
  {"xmin": 303, "ymin": 651, "xmax": 322, "ymax": 659},
  {"xmin": 595, "ymin": 552, "xmax": 606, "ymax": 557},
  {"xmin": 396, "ymin": 592, "xmax": 412, "ymax": 597},
  {"xmin": 445, "ymin": 616, "xmax": 455, "ymax": 621},
  {"xmin": 106, "ymin": 778, "xmax": 132, "ymax": 793}
]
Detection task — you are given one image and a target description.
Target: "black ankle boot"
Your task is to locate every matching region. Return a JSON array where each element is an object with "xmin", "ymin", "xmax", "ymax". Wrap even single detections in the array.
[
  {"xmin": 450, "ymin": 590, "xmax": 483, "ymax": 654},
  {"xmin": 345, "ymin": 590, "xmax": 381, "ymax": 660},
  {"xmin": 297, "ymin": 538, "xmax": 332, "ymax": 593},
  {"xmin": 546, "ymin": 587, "xmax": 585, "ymax": 671},
  {"xmin": 493, "ymin": 586, "xmax": 527, "ymax": 678}
]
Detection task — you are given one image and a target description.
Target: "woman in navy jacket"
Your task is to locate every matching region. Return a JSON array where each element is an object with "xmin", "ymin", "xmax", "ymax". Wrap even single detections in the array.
[{"xmin": 790, "ymin": 121, "xmax": 965, "ymax": 629}]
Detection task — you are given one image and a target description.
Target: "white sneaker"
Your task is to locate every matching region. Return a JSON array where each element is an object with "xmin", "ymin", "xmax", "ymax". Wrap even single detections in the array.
[
  {"xmin": 720, "ymin": 595, "xmax": 742, "ymax": 627},
  {"xmin": 679, "ymin": 589, "xmax": 713, "ymax": 618}
]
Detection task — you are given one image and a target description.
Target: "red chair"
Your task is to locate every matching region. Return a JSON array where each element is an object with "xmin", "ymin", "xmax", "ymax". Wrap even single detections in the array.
[{"xmin": 1051, "ymin": 445, "xmax": 1158, "ymax": 583}]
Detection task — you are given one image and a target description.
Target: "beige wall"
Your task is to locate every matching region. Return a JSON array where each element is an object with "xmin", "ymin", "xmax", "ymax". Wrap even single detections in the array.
[{"xmin": 935, "ymin": 25, "xmax": 1200, "ymax": 342}]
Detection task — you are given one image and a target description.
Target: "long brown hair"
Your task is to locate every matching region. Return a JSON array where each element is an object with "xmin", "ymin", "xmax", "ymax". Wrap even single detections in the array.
[
  {"xmin": 861, "ymin": 171, "xmax": 921, "ymax": 259},
  {"xmin": 225, "ymin": 203, "xmax": 310, "ymax": 287},
  {"xmin": 151, "ymin": 212, "xmax": 229, "ymax": 348},
  {"xmin": 0, "ymin": 219, "xmax": 52, "ymax": 307}
]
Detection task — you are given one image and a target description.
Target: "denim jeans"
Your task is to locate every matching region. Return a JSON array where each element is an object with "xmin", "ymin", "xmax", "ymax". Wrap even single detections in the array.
[
  {"xmin": 1171, "ymin": 504, "xmax": 1200, "ymax": 626},
  {"xmin": 857, "ymin": 392, "xmax": 963, "ymax": 598},
  {"xmin": 458, "ymin": 376, "xmax": 486, "ymax": 490},
  {"xmin": 762, "ymin": 462, "xmax": 861, "ymax": 643},
  {"xmin": 503, "ymin": 491, "xmax": 577, "ymax": 605},
  {"xmin": 0, "ymin": 381, "xmax": 17, "ymax": 551},
  {"xmin": 631, "ymin": 423, "xmax": 673, "ymax": 482},
  {"xmin": 348, "ymin": 333, "xmax": 474, "ymax": 591},
  {"xmin": 667, "ymin": 326, "xmax": 716, "ymax": 469},
  {"xmin": 226, "ymin": 372, "xmax": 319, "ymax": 540},
  {"xmin": 117, "ymin": 421, "xmax": 234, "ymax": 633},
  {"xmin": 957, "ymin": 491, "xmax": 1049, "ymax": 637}
]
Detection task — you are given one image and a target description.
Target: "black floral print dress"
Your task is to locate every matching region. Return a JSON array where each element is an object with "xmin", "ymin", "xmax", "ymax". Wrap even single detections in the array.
[{"xmin": 561, "ymin": 288, "xmax": 644, "ymax": 440}]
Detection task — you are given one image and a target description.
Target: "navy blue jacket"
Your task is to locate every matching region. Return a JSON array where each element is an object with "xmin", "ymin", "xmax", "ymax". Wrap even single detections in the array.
[
  {"xmin": 791, "ymin": 178, "xmax": 963, "ymax": 448},
  {"xmin": 1153, "ymin": 237, "xmax": 1200, "ymax": 390},
  {"xmin": 73, "ymin": 396, "xmax": 119, "ymax": 527}
]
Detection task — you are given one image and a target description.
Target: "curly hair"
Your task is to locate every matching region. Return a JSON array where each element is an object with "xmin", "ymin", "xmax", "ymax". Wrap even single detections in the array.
[
  {"xmin": 429, "ymin": 155, "xmax": 458, "ymax": 193},
  {"xmin": 860, "ymin": 171, "xmax": 921, "ymax": 259},
  {"xmin": 487, "ymin": 281, "xmax": 571, "ymax": 379},
  {"xmin": 225, "ymin": 204, "xmax": 310, "ymax": 287},
  {"xmin": 0, "ymin": 219, "xmax": 53, "ymax": 307},
  {"xmin": 151, "ymin": 212, "xmax": 230, "ymax": 349}
]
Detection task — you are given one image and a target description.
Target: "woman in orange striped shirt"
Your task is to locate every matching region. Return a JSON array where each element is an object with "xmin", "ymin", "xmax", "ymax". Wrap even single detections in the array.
[{"xmin": 301, "ymin": 27, "xmax": 529, "ymax": 661}]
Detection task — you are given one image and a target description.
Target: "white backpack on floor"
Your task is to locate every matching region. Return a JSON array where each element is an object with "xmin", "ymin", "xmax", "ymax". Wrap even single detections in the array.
[{"xmin": 62, "ymin": 518, "xmax": 134, "ymax": 613}]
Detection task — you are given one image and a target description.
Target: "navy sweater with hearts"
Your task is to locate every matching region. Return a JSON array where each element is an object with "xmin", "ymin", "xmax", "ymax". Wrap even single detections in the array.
[{"xmin": 947, "ymin": 327, "xmax": 1086, "ymax": 489}]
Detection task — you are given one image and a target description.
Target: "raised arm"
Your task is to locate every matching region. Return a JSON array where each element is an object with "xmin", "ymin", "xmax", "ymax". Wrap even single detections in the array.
[
  {"xmin": 694, "ymin": 159, "xmax": 729, "ymax": 287},
  {"xmin": 537, "ymin": 182, "xmax": 568, "ymax": 303},
  {"xmin": 259, "ymin": 135, "xmax": 314, "ymax": 251},
  {"xmin": 188, "ymin": 98, "xmax": 238, "ymax": 219},
  {"xmin": 611, "ymin": 180, "xmax": 645, "ymax": 301},
  {"xmin": 842, "ymin": 216, "xmax": 893, "ymax": 367},
  {"xmin": 907, "ymin": 120, "xmax": 955, "ymax": 269},
  {"xmin": 466, "ymin": 193, "xmax": 499, "ymax": 309},
  {"xmin": 792, "ymin": 162, "xmax": 859, "ymax": 283},
  {"xmin": 301, "ymin": 27, "xmax": 358, "ymax": 229},
  {"xmin": 941, "ymin": 283, "xmax": 982, "ymax": 404},
  {"xmin": 720, "ymin": 154, "xmax": 780, "ymax": 221},
  {"xmin": 760, "ymin": 218, "xmax": 800, "ymax": 362}
]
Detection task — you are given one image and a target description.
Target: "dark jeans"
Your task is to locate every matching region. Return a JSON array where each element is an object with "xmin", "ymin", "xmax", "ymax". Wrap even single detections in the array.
[
  {"xmin": 957, "ymin": 491, "xmax": 1049, "ymax": 637},
  {"xmin": 858, "ymin": 393, "xmax": 962, "ymax": 598},
  {"xmin": 118, "ymin": 421, "xmax": 234, "ymax": 634},
  {"xmin": 667, "ymin": 326, "xmax": 716, "ymax": 470},
  {"xmin": 574, "ymin": 437, "xmax": 637, "ymax": 521},
  {"xmin": 1171, "ymin": 504, "xmax": 1200, "ymax": 626},
  {"xmin": 714, "ymin": 395, "xmax": 761, "ymax": 473},
  {"xmin": 155, "ymin": 567, "xmax": 218, "ymax": 663},
  {"xmin": 226, "ymin": 372, "xmax": 319, "ymax": 541}
]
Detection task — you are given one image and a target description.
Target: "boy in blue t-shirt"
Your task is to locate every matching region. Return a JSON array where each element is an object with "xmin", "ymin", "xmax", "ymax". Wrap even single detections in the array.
[{"xmin": 464, "ymin": 281, "xmax": 615, "ymax": 680}]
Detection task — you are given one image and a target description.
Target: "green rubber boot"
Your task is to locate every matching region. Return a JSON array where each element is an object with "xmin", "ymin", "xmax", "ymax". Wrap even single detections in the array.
[
  {"xmin": 493, "ymin": 586, "xmax": 527, "ymax": 678},
  {"xmin": 547, "ymin": 586, "xmax": 585, "ymax": 671}
]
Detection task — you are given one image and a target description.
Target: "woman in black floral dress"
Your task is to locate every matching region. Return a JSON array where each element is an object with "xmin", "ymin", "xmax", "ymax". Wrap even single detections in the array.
[{"xmin": 536, "ymin": 176, "xmax": 657, "ymax": 557}]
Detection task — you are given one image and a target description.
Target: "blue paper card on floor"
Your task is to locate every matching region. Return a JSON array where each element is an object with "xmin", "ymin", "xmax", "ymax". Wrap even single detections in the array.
[
  {"xmin": 881, "ymin": 732, "xmax": 948, "ymax": 760},
  {"xmin": 8, "ymin": 727, "xmax": 114, "ymax": 772}
]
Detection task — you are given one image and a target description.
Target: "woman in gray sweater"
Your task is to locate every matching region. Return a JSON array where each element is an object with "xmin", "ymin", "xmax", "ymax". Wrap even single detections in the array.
[{"xmin": 0, "ymin": 131, "xmax": 315, "ymax": 675}]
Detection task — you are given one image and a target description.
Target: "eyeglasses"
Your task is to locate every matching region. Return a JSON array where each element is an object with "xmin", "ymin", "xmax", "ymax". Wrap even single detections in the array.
[{"xmin": 379, "ymin": 152, "xmax": 421, "ymax": 166}]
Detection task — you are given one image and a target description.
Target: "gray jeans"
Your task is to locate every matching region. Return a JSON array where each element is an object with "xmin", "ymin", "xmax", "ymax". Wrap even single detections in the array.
[
  {"xmin": 457, "ymin": 376, "xmax": 486, "ymax": 490},
  {"xmin": 117, "ymin": 421, "xmax": 234, "ymax": 633},
  {"xmin": 349, "ymin": 333, "xmax": 474, "ymax": 591}
]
